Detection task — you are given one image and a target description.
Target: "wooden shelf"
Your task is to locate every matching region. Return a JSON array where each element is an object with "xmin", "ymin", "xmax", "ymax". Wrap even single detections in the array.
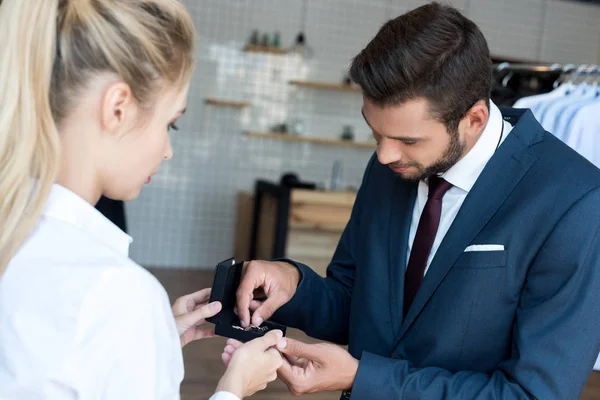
[
  {"xmin": 243, "ymin": 44, "xmax": 287, "ymax": 55},
  {"xmin": 245, "ymin": 131, "xmax": 376, "ymax": 149},
  {"xmin": 289, "ymin": 80, "xmax": 361, "ymax": 93},
  {"xmin": 205, "ymin": 98, "xmax": 251, "ymax": 109}
]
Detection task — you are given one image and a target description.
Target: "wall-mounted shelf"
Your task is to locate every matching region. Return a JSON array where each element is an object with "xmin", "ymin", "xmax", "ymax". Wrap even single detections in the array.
[
  {"xmin": 205, "ymin": 98, "xmax": 251, "ymax": 109},
  {"xmin": 289, "ymin": 80, "xmax": 361, "ymax": 93},
  {"xmin": 243, "ymin": 44, "xmax": 288, "ymax": 55},
  {"xmin": 245, "ymin": 131, "xmax": 376, "ymax": 149}
]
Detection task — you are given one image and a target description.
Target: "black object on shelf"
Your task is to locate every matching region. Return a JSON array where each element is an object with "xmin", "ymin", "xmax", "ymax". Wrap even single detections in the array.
[
  {"xmin": 206, "ymin": 257, "xmax": 287, "ymax": 342},
  {"xmin": 249, "ymin": 29, "xmax": 260, "ymax": 45},
  {"xmin": 280, "ymin": 173, "xmax": 316, "ymax": 189},
  {"xmin": 340, "ymin": 125, "xmax": 355, "ymax": 141},
  {"xmin": 271, "ymin": 123, "xmax": 288, "ymax": 133},
  {"xmin": 261, "ymin": 33, "xmax": 270, "ymax": 47}
]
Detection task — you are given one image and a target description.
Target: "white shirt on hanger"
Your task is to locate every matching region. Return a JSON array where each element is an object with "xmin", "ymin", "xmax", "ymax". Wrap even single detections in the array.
[
  {"xmin": 553, "ymin": 100, "xmax": 590, "ymax": 139},
  {"xmin": 407, "ymin": 101, "xmax": 513, "ymax": 273},
  {"xmin": 0, "ymin": 184, "xmax": 238, "ymax": 400},
  {"xmin": 513, "ymin": 83, "xmax": 572, "ymax": 115},
  {"xmin": 564, "ymin": 98, "xmax": 600, "ymax": 167},
  {"xmin": 534, "ymin": 85, "xmax": 588, "ymax": 131},
  {"xmin": 541, "ymin": 84, "xmax": 596, "ymax": 135}
]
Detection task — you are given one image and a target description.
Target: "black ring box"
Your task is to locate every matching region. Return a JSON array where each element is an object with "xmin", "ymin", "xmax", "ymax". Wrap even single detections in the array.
[{"xmin": 206, "ymin": 258, "xmax": 287, "ymax": 342}]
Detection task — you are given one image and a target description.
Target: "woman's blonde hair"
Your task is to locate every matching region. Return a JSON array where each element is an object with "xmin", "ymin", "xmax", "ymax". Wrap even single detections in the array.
[{"xmin": 0, "ymin": 0, "xmax": 195, "ymax": 273}]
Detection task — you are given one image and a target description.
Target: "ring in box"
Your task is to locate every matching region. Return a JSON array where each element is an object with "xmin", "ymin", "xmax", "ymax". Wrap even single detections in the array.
[{"xmin": 206, "ymin": 258, "xmax": 287, "ymax": 342}]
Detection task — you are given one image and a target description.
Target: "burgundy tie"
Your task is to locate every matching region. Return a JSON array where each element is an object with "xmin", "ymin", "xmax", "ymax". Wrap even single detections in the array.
[{"xmin": 403, "ymin": 176, "xmax": 453, "ymax": 317}]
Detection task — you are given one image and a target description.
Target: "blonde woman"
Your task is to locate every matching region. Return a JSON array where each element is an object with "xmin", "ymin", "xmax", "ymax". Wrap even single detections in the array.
[{"xmin": 0, "ymin": 1, "xmax": 283, "ymax": 399}]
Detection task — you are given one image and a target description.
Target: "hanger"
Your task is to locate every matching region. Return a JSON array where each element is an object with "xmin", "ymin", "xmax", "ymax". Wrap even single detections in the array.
[
  {"xmin": 568, "ymin": 64, "xmax": 589, "ymax": 87},
  {"xmin": 583, "ymin": 65, "xmax": 599, "ymax": 83},
  {"xmin": 554, "ymin": 63, "xmax": 576, "ymax": 89},
  {"xmin": 493, "ymin": 62, "xmax": 514, "ymax": 88},
  {"xmin": 586, "ymin": 65, "xmax": 600, "ymax": 97}
]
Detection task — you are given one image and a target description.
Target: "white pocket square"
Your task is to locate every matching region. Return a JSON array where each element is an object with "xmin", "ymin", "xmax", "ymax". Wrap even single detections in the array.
[{"xmin": 464, "ymin": 244, "xmax": 504, "ymax": 252}]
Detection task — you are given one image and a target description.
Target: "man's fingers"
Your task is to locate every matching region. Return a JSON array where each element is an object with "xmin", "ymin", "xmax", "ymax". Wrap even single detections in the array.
[
  {"xmin": 236, "ymin": 262, "xmax": 261, "ymax": 328},
  {"xmin": 277, "ymin": 338, "xmax": 320, "ymax": 361},
  {"xmin": 277, "ymin": 355, "xmax": 294, "ymax": 385},
  {"xmin": 177, "ymin": 302, "xmax": 221, "ymax": 329},
  {"xmin": 283, "ymin": 352, "xmax": 309, "ymax": 368},
  {"xmin": 249, "ymin": 300, "xmax": 262, "ymax": 313},
  {"xmin": 283, "ymin": 353, "xmax": 299, "ymax": 363},
  {"xmin": 252, "ymin": 293, "xmax": 286, "ymax": 326}
]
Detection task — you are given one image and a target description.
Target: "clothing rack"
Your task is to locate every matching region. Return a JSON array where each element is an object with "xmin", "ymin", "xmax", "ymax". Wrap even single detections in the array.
[
  {"xmin": 490, "ymin": 61, "xmax": 600, "ymax": 106},
  {"xmin": 493, "ymin": 62, "xmax": 599, "ymax": 75}
]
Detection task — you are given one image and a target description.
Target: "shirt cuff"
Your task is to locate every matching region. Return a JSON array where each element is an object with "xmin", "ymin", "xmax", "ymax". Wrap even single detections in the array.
[{"xmin": 209, "ymin": 391, "xmax": 240, "ymax": 400}]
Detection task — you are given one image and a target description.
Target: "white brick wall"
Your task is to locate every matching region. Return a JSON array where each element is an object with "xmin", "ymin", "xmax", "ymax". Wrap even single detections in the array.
[{"xmin": 127, "ymin": 0, "xmax": 600, "ymax": 268}]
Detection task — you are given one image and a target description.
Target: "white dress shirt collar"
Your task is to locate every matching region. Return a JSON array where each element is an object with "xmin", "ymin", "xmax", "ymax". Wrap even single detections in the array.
[
  {"xmin": 43, "ymin": 184, "xmax": 133, "ymax": 256},
  {"xmin": 440, "ymin": 100, "xmax": 511, "ymax": 193}
]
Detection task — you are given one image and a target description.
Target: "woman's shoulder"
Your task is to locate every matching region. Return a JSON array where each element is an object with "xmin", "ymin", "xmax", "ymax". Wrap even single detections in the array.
[
  {"xmin": 91, "ymin": 262, "xmax": 170, "ymax": 307},
  {"xmin": 3, "ymin": 211, "xmax": 172, "ymax": 330}
]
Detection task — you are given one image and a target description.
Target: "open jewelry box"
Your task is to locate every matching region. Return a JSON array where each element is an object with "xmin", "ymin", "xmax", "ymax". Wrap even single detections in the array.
[{"xmin": 206, "ymin": 258, "xmax": 287, "ymax": 342}]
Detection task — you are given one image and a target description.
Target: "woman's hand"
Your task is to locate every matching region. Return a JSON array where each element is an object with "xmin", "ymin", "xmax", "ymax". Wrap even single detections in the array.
[
  {"xmin": 172, "ymin": 288, "xmax": 221, "ymax": 347},
  {"xmin": 216, "ymin": 330, "xmax": 285, "ymax": 398}
]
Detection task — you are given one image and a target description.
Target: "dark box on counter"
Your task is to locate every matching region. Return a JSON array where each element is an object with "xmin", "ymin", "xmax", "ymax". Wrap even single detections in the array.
[{"xmin": 206, "ymin": 258, "xmax": 287, "ymax": 342}]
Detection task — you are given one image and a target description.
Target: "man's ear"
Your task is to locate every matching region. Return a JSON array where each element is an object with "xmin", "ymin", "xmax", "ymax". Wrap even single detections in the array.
[
  {"xmin": 100, "ymin": 81, "xmax": 138, "ymax": 137},
  {"xmin": 461, "ymin": 100, "xmax": 489, "ymax": 139}
]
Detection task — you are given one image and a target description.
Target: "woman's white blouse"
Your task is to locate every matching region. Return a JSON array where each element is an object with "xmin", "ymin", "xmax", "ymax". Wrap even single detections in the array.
[{"xmin": 0, "ymin": 184, "xmax": 238, "ymax": 400}]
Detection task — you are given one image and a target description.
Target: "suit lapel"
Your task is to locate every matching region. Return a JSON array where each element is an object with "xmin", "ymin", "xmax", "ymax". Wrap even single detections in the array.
[
  {"xmin": 388, "ymin": 178, "xmax": 417, "ymax": 336},
  {"xmin": 397, "ymin": 110, "xmax": 543, "ymax": 342}
]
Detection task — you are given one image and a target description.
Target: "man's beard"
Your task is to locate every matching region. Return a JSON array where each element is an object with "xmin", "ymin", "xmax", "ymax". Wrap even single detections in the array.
[{"xmin": 392, "ymin": 130, "xmax": 466, "ymax": 182}]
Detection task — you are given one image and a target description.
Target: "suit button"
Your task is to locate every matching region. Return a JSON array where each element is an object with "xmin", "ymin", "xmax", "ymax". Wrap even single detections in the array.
[{"xmin": 391, "ymin": 353, "xmax": 401, "ymax": 359}]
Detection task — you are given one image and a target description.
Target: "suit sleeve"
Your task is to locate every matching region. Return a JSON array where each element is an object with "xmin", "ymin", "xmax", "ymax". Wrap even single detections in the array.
[
  {"xmin": 351, "ymin": 185, "xmax": 600, "ymax": 399},
  {"xmin": 271, "ymin": 154, "xmax": 377, "ymax": 345}
]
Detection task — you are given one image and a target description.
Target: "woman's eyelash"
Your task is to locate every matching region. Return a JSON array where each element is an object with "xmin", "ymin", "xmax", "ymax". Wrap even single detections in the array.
[{"xmin": 168, "ymin": 123, "xmax": 179, "ymax": 131}]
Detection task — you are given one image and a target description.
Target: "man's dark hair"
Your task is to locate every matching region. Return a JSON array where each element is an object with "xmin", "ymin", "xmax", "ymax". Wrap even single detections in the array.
[{"xmin": 349, "ymin": 2, "xmax": 492, "ymax": 133}]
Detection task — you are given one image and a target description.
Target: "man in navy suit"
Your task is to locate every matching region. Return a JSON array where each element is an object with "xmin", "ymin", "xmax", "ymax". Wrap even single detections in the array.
[{"xmin": 230, "ymin": 2, "xmax": 600, "ymax": 398}]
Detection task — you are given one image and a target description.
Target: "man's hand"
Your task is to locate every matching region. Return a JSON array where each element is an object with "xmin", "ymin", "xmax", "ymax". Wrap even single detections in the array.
[
  {"xmin": 222, "ymin": 337, "xmax": 359, "ymax": 396},
  {"xmin": 172, "ymin": 288, "xmax": 222, "ymax": 347},
  {"xmin": 236, "ymin": 260, "xmax": 300, "ymax": 328},
  {"xmin": 276, "ymin": 338, "xmax": 359, "ymax": 395}
]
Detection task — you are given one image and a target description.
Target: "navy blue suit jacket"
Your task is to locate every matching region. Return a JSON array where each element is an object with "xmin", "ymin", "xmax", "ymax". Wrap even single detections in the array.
[{"xmin": 273, "ymin": 108, "xmax": 600, "ymax": 399}]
